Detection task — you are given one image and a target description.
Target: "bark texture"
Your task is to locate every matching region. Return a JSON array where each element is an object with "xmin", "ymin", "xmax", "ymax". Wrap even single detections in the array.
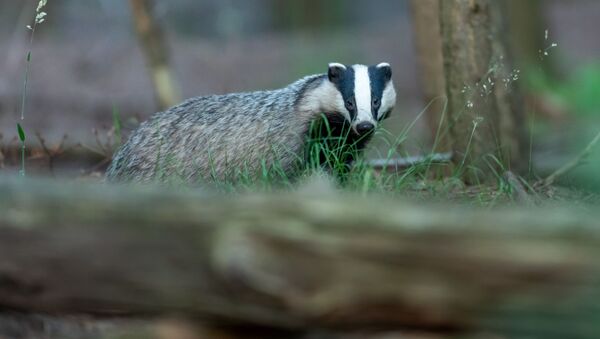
[
  {"xmin": 409, "ymin": 0, "xmax": 448, "ymax": 152},
  {"xmin": 439, "ymin": 0, "xmax": 526, "ymax": 182},
  {"xmin": 0, "ymin": 177, "xmax": 598, "ymax": 338}
]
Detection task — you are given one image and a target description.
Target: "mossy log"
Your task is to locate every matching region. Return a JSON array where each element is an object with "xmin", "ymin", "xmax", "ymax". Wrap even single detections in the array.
[{"xmin": 0, "ymin": 177, "xmax": 599, "ymax": 337}]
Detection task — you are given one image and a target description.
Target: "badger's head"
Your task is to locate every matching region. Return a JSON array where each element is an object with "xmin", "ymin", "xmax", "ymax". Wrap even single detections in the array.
[{"xmin": 326, "ymin": 62, "xmax": 396, "ymax": 136}]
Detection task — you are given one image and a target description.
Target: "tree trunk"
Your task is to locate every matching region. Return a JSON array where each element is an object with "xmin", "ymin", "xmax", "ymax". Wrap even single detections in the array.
[
  {"xmin": 0, "ymin": 177, "xmax": 599, "ymax": 337},
  {"xmin": 130, "ymin": 0, "xmax": 180, "ymax": 110},
  {"xmin": 439, "ymin": 0, "xmax": 526, "ymax": 183},
  {"xmin": 491, "ymin": 1, "xmax": 528, "ymax": 173},
  {"xmin": 409, "ymin": 0, "xmax": 448, "ymax": 154}
]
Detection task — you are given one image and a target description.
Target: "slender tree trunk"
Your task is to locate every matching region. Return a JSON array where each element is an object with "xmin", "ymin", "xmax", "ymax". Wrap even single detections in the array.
[
  {"xmin": 130, "ymin": 0, "xmax": 180, "ymax": 111},
  {"xmin": 439, "ymin": 0, "xmax": 525, "ymax": 183},
  {"xmin": 409, "ymin": 0, "xmax": 448, "ymax": 153}
]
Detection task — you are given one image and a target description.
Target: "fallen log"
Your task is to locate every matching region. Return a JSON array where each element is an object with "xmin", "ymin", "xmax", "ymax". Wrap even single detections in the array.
[{"xmin": 0, "ymin": 177, "xmax": 599, "ymax": 338}]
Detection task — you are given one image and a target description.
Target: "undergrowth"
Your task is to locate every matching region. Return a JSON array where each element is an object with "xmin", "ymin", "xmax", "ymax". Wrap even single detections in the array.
[{"xmin": 10, "ymin": 17, "xmax": 597, "ymax": 207}]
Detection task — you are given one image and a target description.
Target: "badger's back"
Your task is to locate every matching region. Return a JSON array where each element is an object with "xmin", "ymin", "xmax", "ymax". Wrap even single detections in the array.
[{"xmin": 106, "ymin": 75, "xmax": 326, "ymax": 183}]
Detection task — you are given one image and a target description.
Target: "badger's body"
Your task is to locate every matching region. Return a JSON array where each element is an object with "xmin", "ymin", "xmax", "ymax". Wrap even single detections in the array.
[{"xmin": 106, "ymin": 63, "xmax": 396, "ymax": 183}]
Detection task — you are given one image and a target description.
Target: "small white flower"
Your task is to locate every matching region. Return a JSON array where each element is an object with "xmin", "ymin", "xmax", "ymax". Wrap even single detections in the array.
[
  {"xmin": 35, "ymin": 12, "xmax": 47, "ymax": 24},
  {"xmin": 36, "ymin": 0, "xmax": 48, "ymax": 13}
]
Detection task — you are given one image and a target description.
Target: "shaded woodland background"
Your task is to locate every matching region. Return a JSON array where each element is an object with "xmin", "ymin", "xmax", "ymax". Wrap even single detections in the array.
[
  {"xmin": 0, "ymin": 0, "xmax": 599, "ymax": 187},
  {"xmin": 2, "ymin": 2, "xmax": 600, "ymax": 338}
]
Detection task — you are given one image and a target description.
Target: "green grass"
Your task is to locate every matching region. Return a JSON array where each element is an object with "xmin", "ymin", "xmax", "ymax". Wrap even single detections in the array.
[
  {"xmin": 106, "ymin": 105, "xmax": 596, "ymax": 208},
  {"xmin": 130, "ymin": 105, "xmax": 533, "ymax": 208},
  {"xmin": 108, "ymin": 43, "xmax": 600, "ymax": 207}
]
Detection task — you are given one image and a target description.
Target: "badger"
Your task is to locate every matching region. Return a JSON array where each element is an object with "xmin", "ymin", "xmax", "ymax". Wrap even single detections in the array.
[{"xmin": 106, "ymin": 63, "xmax": 396, "ymax": 183}]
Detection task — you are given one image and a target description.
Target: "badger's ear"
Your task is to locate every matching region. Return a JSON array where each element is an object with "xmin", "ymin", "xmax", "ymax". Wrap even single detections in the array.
[
  {"xmin": 377, "ymin": 62, "xmax": 392, "ymax": 81},
  {"xmin": 328, "ymin": 63, "xmax": 346, "ymax": 82}
]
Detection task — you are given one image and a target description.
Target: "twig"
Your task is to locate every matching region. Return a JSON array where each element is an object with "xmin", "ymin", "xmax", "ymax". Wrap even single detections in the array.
[
  {"xmin": 540, "ymin": 130, "xmax": 600, "ymax": 187},
  {"xmin": 34, "ymin": 132, "xmax": 69, "ymax": 174},
  {"xmin": 367, "ymin": 152, "xmax": 453, "ymax": 172},
  {"xmin": 129, "ymin": 0, "xmax": 180, "ymax": 110}
]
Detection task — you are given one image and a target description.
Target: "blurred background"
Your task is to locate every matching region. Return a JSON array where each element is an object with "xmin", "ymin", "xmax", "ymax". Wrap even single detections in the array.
[{"xmin": 0, "ymin": 0, "xmax": 599, "ymax": 188}]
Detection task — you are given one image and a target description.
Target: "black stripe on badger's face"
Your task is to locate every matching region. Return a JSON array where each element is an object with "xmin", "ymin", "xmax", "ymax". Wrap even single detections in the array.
[
  {"xmin": 368, "ymin": 64, "xmax": 393, "ymax": 121},
  {"xmin": 328, "ymin": 63, "xmax": 356, "ymax": 121}
]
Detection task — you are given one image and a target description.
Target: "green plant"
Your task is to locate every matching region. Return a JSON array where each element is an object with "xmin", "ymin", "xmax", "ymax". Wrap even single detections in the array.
[
  {"xmin": 16, "ymin": 123, "xmax": 26, "ymax": 176},
  {"xmin": 18, "ymin": 0, "xmax": 49, "ymax": 176},
  {"xmin": 22, "ymin": 0, "xmax": 48, "ymax": 121}
]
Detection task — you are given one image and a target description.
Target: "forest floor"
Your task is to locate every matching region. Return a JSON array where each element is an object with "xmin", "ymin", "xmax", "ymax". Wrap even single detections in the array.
[
  {"xmin": 0, "ymin": 2, "xmax": 598, "ymax": 208},
  {"xmin": 1, "ymin": 140, "xmax": 597, "ymax": 210}
]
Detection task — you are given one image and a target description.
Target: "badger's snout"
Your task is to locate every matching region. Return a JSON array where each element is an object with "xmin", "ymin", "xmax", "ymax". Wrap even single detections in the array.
[{"xmin": 354, "ymin": 121, "xmax": 375, "ymax": 136}]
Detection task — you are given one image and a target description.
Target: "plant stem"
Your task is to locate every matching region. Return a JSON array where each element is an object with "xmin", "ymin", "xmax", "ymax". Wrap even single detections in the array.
[
  {"xmin": 542, "ymin": 130, "xmax": 600, "ymax": 187},
  {"xmin": 20, "ymin": 143, "xmax": 26, "ymax": 177},
  {"xmin": 20, "ymin": 22, "xmax": 37, "ymax": 121}
]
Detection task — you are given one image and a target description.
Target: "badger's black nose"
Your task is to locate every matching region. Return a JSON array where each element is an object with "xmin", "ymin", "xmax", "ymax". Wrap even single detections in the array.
[{"xmin": 356, "ymin": 122, "xmax": 375, "ymax": 135}]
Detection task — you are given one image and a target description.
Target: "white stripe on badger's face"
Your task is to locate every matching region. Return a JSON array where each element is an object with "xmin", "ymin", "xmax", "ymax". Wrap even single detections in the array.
[
  {"xmin": 352, "ymin": 65, "xmax": 376, "ymax": 128},
  {"xmin": 380, "ymin": 81, "xmax": 397, "ymax": 119}
]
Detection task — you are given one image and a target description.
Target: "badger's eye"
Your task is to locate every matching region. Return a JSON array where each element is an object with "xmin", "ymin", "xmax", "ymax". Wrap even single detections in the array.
[
  {"xmin": 345, "ymin": 99, "xmax": 355, "ymax": 110},
  {"xmin": 372, "ymin": 98, "xmax": 380, "ymax": 108}
]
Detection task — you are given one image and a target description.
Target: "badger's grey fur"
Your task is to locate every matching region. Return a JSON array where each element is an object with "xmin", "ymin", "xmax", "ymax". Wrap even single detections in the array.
[{"xmin": 106, "ymin": 63, "xmax": 396, "ymax": 183}]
